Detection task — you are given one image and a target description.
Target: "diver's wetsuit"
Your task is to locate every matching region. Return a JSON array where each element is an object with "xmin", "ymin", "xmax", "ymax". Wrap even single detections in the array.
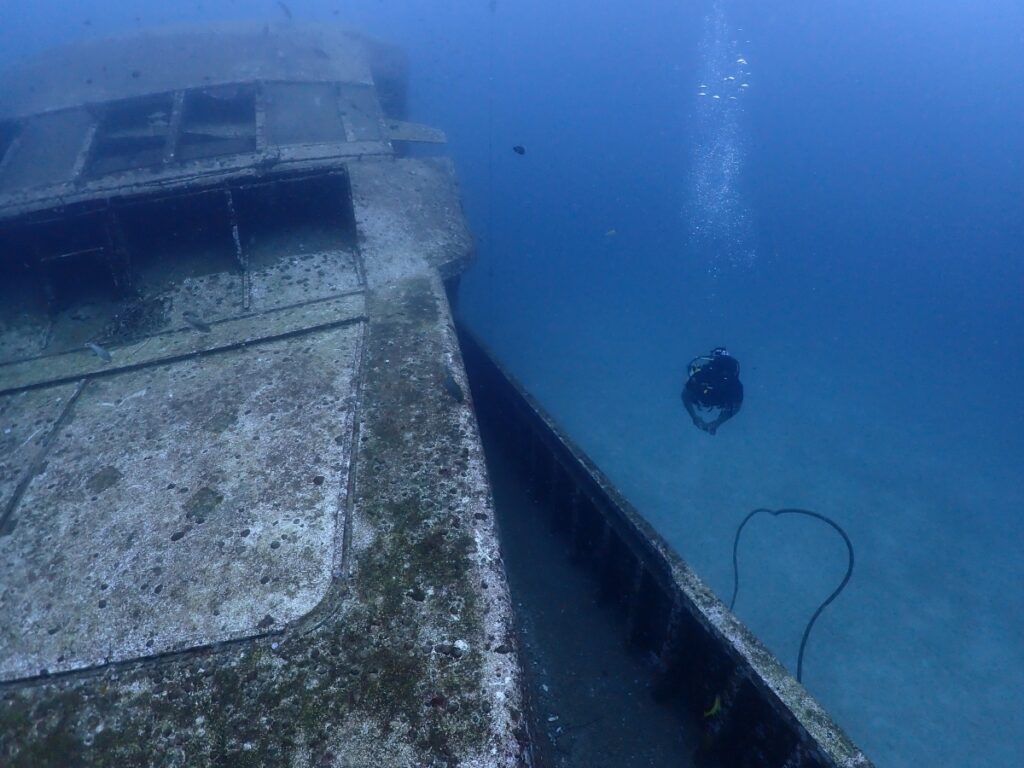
[{"xmin": 682, "ymin": 351, "xmax": 743, "ymax": 434}]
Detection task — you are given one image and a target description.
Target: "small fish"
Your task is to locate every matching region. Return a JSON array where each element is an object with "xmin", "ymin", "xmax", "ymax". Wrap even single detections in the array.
[
  {"xmin": 442, "ymin": 368, "xmax": 465, "ymax": 404},
  {"xmin": 312, "ymin": 47, "xmax": 331, "ymax": 60},
  {"xmin": 277, "ymin": 1, "xmax": 293, "ymax": 20},
  {"xmin": 605, "ymin": 228, "xmax": 617, "ymax": 237},
  {"xmin": 85, "ymin": 342, "xmax": 112, "ymax": 363},
  {"xmin": 182, "ymin": 311, "xmax": 212, "ymax": 333},
  {"xmin": 703, "ymin": 694, "xmax": 723, "ymax": 719},
  {"xmin": 512, "ymin": 145, "xmax": 526, "ymax": 155}
]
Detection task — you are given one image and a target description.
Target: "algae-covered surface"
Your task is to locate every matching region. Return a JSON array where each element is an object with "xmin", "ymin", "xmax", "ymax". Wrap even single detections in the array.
[
  {"xmin": 0, "ymin": 278, "xmax": 524, "ymax": 768},
  {"xmin": 1, "ymin": 323, "xmax": 362, "ymax": 680},
  {"xmin": 0, "ymin": 155, "xmax": 525, "ymax": 765}
]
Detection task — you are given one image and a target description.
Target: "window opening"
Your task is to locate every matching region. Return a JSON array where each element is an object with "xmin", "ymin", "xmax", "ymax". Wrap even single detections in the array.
[
  {"xmin": 263, "ymin": 82, "xmax": 347, "ymax": 145},
  {"xmin": 235, "ymin": 172, "xmax": 357, "ymax": 266},
  {"xmin": 176, "ymin": 85, "xmax": 257, "ymax": 162},
  {"xmin": 88, "ymin": 94, "xmax": 175, "ymax": 176}
]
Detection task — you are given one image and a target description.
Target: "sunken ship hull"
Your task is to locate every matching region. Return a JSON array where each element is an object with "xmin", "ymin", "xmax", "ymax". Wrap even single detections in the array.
[{"xmin": 0, "ymin": 22, "xmax": 871, "ymax": 768}]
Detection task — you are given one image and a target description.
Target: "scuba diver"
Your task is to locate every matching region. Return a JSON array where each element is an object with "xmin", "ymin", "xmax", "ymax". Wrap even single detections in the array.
[{"xmin": 682, "ymin": 347, "xmax": 743, "ymax": 435}]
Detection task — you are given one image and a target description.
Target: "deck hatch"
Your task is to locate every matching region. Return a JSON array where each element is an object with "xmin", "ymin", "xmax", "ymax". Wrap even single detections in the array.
[{"xmin": 0, "ymin": 323, "xmax": 362, "ymax": 682}]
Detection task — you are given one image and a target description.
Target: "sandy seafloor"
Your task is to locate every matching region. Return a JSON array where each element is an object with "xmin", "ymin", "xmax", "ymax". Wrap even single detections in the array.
[{"xmin": 460, "ymin": 257, "xmax": 1024, "ymax": 768}]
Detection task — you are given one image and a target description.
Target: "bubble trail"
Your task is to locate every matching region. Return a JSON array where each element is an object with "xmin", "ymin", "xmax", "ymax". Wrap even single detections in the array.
[{"xmin": 687, "ymin": 1, "xmax": 756, "ymax": 276}]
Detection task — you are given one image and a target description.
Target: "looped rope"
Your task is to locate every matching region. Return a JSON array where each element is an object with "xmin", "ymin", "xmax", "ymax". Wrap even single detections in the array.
[{"xmin": 729, "ymin": 508, "xmax": 854, "ymax": 683}]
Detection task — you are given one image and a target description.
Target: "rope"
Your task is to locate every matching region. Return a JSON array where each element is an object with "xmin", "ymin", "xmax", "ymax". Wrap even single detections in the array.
[{"xmin": 729, "ymin": 508, "xmax": 854, "ymax": 683}]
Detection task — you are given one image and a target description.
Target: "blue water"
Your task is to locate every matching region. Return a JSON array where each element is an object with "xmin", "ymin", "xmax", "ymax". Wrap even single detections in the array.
[{"xmin": 6, "ymin": 2, "xmax": 1023, "ymax": 765}]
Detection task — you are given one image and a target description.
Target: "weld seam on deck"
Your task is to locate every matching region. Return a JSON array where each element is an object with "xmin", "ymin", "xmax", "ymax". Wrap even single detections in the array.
[
  {"xmin": 0, "ymin": 625, "xmax": 285, "ymax": 691},
  {"xmin": 0, "ymin": 313, "xmax": 368, "ymax": 396},
  {"xmin": 334, "ymin": 319, "xmax": 368, "ymax": 583},
  {"xmin": 0, "ymin": 379, "xmax": 88, "ymax": 536}
]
